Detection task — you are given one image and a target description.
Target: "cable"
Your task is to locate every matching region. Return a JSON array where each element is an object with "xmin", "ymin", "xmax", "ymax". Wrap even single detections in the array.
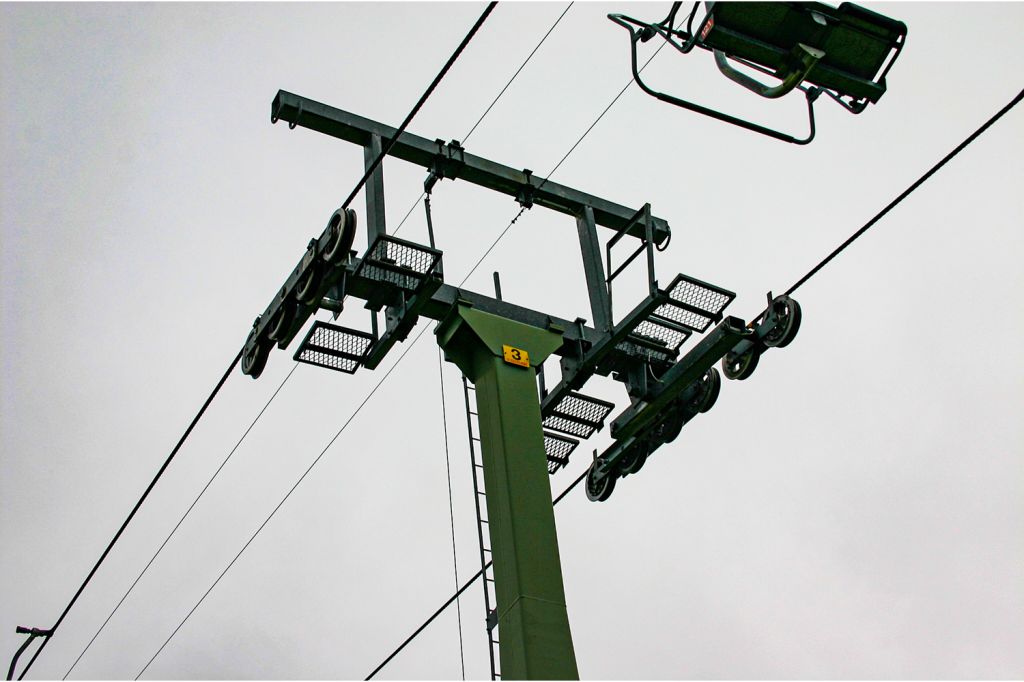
[
  {"xmin": 134, "ymin": 323, "xmax": 433, "ymax": 679},
  {"xmin": 392, "ymin": 192, "xmax": 427, "ymax": 237},
  {"xmin": 553, "ymin": 469, "xmax": 588, "ymax": 505},
  {"xmin": 364, "ymin": 468, "xmax": 588, "ymax": 679},
  {"xmin": 62, "ymin": 363, "xmax": 300, "ymax": 679},
  {"xmin": 463, "ymin": 2, "xmax": 574, "ymax": 142},
  {"xmin": 436, "ymin": 350, "xmax": 466, "ymax": 680},
  {"xmin": 12, "ymin": 346, "xmax": 243, "ymax": 681},
  {"xmin": 392, "ymin": 2, "xmax": 574, "ymax": 240},
  {"xmin": 340, "ymin": 2, "xmax": 498, "ymax": 212},
  {"xmin": 785, "ymin": 87, "xmax": 1024, "ymax": 296},
  {"xmin": 368, "ymin": 564, "xmax": 489, "ymax": 682},
  {"xmin": 459, "ymin": 17, "xmax": 674, "ymax": 287}
]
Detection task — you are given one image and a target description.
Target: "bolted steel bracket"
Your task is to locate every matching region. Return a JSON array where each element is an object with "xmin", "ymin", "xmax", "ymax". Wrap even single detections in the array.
[{"xmin": 515, "ymin": 169, "xmax": 536, "ymax": 209}]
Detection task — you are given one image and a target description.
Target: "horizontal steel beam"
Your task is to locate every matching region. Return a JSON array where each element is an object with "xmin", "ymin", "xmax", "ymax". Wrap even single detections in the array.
[
  {"xmin": 344, "ymin": 271, "xmax": 604, "ymax": 356},
  {"xmin": 272, "ymin": 90, "xmax": 671, "ymax": 243}
]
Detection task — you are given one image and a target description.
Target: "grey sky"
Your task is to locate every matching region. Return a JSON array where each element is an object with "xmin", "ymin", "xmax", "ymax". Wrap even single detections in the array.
[{"xmin": 2, "ymin": 2, "xmax": 1022, "ymax": 679}]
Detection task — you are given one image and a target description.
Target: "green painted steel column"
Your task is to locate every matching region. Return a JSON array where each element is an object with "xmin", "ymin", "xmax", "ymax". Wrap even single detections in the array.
[{"xmin": 436, "ymin": 303, "xmax": 579, "ymax": 680}]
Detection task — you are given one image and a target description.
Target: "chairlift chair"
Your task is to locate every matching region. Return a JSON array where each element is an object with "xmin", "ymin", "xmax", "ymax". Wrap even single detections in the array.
[{"xmin": 608, "ymin": 1, "xmax": 907, "ymax": 144}]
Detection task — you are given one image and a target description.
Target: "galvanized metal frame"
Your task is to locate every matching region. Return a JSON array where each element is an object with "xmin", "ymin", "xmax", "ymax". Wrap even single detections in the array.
[
  {"xmin": 607, "ymin": 10, "xmax": 820, "ymax": 145},
  {"xmin": 272, "ymin": 91, "xmax": 671, "ymax": 243},
  {"xmin": 250, "ymin": 88, "xmax": 805, "ymax": 677}
]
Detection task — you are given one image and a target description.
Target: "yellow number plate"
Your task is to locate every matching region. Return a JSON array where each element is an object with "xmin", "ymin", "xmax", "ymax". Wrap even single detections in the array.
[{"xmin": 502, "ymin": 345, "xmax": 530, "ymax": 368}]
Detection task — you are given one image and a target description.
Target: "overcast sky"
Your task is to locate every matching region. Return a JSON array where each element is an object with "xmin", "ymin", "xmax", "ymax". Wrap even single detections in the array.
[{"xmin": 2, "ymin": 2, "xmax": 1022, "ymax": 680}]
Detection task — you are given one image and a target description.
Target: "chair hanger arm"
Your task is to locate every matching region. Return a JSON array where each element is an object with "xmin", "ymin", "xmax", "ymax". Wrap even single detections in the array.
[{"xmin": 621, "ymin": 26, "xmax": 818, "ymax": 144}]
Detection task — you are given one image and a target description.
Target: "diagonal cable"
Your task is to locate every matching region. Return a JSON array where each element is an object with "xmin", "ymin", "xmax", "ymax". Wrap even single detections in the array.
[
  {"xmin": 436, "ymin": 349, "xmax": 466, "ymax": 680},
  {"xmin": 785, "ymin": 87, "xmax": 1023, "ymax": 295},
  {"xmin": 364, "ymin": 468, "xmax": 589, "ymax": 680},
  {"xmin": 12, "ymin": 346, "xmax": 243, "ymax": 681},
  {"xmin": 341, "ymin": 2, "xmax": 497, "ymax": 212},
  {"xmin": 134, "ymin": 324, "xmax": 433, "ymax": 679},
  {"xmin": 459, "ymin": 21, "xmax": 673, "ymax": 287},
  {"xmin": 62, "ymin": 363, "xmax": 300, "ymax": 679},
  {"xmin": 392, "ymin": 2, "xmax": 574, "ymax": 240},
  {"xmin": 462, "ymin": 2, "xmax": 574, "ymax": 142}
]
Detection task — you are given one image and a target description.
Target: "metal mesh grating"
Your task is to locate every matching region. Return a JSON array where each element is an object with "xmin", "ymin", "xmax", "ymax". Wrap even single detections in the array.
[
  {"xmin": 631, "ymin": 319, "xmax": 690, "ymax": 350},
  {"xmin": 542, "ymin": 392, "xmax": 615, "ymax": 439},
  {"xmin": 616, "ymin": 341, "xmax": 671, "ymax": 364},
  {"xmin": 616, "ymin": 318, "xmax": 691, "ymax": 363},
  {"xmin": 653, "ymin": 304, "xmax": 714, "ymax": 333},
  {"xmin": 653, "ymin": 274, "xmax": 735, "ymax": 333},
  {"xmin": 544, "ymin": 431, "xmax": 579, "ymax": 474},
  {"xmin": 293, "ymin": 322, "xmax": 373, "ymax": 374},
  {"xmin": 356, "ymin": 236, "xmax": 441, "ymax": 292}
]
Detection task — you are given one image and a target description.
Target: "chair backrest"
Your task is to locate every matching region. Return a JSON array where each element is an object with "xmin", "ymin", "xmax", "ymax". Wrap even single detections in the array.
[{"xmin": 699, "ymin": 1, "xmax": 907, "ymax": 104}]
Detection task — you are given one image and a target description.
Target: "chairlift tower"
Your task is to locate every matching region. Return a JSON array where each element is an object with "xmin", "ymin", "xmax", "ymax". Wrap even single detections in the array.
[{"xmin": 243, "ymin": 88, "xmax": 803, "ymax": 679}]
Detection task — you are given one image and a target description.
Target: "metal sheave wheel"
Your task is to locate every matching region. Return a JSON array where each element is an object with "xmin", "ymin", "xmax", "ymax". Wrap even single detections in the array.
[
  {"xmin": 763, "ymin": 295, "xmax": 802, "ymax": 348},
  {"xmin": 322, "ymin": 208, "xmax": 358, "ymax": 264},
  {"xmin": 722, "ymin": 346, "xmax": 760, "ymax": 380},
  {"xmin": 241, "ymin": 329, "xmax": 271, "ymax": 379},
  {"xmin": 266, "ymin": 290, "xmax": 294, "ymax": 343},
  {"xmin": 655, "ymin": 411, "xmax": 686, "ymax": 445},
  {"xmin": 693, "ymin": 368, "xmax": 721, "ymax": 413},
  {"xmin": 585, "ymin": 461, "xmax": 616, "ymax": 502},
  {"xmin": 295, "ymin": 265, "xmax": 320, "ymax": 305},
  {"xmin": 618, "ymin": 442, "xmax": 649, "ymax": 475}
]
